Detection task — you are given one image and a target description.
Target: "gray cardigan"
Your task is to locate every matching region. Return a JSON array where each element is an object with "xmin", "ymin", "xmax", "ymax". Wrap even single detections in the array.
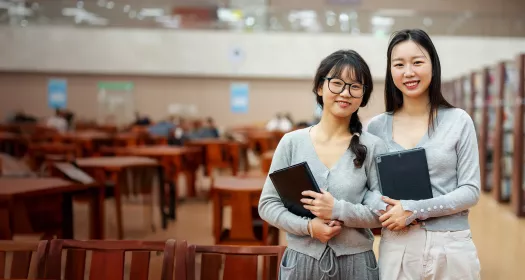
[
  {"xmin": 258, "ymin": 127, "xmax": 387, "ymax": 260},
  {"xmin": 366, "ymin": 107, "xmax": 481, "ymax": 231}
]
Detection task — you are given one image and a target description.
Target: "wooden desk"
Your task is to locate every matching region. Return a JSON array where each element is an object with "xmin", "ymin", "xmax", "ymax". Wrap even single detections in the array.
[
  {"xmin": 0, "ymin": 132, "xmax": 26, "ymax": 157},
  {"xmin": 54, "ymin": 131, "xmax": 112, "ymax": 157},
  {"xmin": 0, "ymin": 177, "xmax": 101, "ymax": 240},
  {"xmin": 76, "ymin": 156, "xmax": 163, "ymax": 239},
  {"xmin": 186, "ymin": 139, "xmax": 245, "ymax": 176},
  {"xmin": 212, "ymin": 176, "xmax": 271, "ymax": 245},
  {"xmin": 124, "ymin": 146, "xmax": 202, "ymax": 202}
]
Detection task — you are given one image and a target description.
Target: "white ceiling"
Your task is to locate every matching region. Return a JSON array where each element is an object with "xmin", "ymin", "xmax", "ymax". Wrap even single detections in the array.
[{"xmin": 0, "ymin": 0, "xmax": 524, "ymax": 37}]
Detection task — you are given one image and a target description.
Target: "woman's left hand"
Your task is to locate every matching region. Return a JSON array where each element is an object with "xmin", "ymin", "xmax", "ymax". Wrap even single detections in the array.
[
  {"xmin": 301, "ymin": 189, "xmax": 335, "ymax": 220},
  {"xmin": 379, "ymin": 197, "xmax": 414, "ymax": 231}
]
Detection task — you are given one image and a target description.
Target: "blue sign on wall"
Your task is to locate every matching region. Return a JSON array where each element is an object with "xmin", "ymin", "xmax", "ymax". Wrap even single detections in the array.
[
  {"xmin": 48, "ymin": 79, "xmax": 67, "ymax": 109},
  {"xmin": 230, "ymin": 83, "xmax": 249, "ymax": 113}
]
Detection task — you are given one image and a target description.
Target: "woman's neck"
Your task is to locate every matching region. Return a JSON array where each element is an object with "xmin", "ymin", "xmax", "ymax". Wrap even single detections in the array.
[
  {"xmin": 316, "ymin": 112, "xmax": 352, "ymax": 141},
  {"xmin": 399, "ymin": 92, "xmax": 431, "ymax": 117}
]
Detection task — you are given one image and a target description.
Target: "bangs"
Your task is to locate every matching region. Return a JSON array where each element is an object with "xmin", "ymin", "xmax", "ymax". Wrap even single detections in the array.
[{"xmin": 327, "ymin": 59, "xmax": 365, "ymax": 84}]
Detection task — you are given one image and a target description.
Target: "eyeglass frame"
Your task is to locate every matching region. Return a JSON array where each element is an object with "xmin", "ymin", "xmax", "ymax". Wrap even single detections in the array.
[{"xmin": 322, "ymin": 77, "xmax": 365, "ymax": 98}]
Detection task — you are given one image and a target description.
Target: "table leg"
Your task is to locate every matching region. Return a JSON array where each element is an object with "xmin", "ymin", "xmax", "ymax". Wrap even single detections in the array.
[
  {"xmin": 89, "ymin": 187, "xmax": 104, "ymax": 239},
  {"xmin": 157, "ymin": 165, "xmax": 168, "ymax": 229},
  {"xmin": 61, "ymin": 192, "xmax": 74, "ymax": 239}
]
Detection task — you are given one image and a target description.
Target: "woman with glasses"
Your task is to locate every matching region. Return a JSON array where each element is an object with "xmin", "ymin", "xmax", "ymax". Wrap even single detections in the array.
[
  {"xmin": 259, "ymin": 49, "xmax": 388, "ymax": 280},
  {"xmin": 367, "ymin": 29, "xmax": 481, "ymax": 279}
]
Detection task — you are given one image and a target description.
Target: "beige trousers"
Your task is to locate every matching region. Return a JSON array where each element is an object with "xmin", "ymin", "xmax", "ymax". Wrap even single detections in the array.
[{"xmin": 378, "ymin": 225, "xmax": 481, "ymax": 280}]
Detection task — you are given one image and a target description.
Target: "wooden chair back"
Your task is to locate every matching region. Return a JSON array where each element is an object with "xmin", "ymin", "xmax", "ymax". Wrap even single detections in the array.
[
  {"xmin": 186, "ymin": 245, "xmax": 285, "ymax": 280},
  {"xmin": 45, "ymin": 239, "xmax": 187, "ymax": 280},
  {"xmin": 0, "ymin": 240, "xmax": 48, "ymax": 279}
]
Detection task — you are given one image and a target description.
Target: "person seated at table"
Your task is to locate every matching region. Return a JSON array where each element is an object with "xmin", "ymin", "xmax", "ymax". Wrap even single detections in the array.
[
  {"xmin": 133, "ymin": 111, "xmax": 152, "ymax": 126},
  {"xmin": 171, "ymin": 117, "xmax": 194, "ymax": 145},
  {"xmin": 46, "ymin": 109, "xmax": 68, "ymax": 133},
  {"xmin": 148, "ymin": 117, "xmax": 175, "ymax": 137},
  {"xmin": 266, "ymin": 113, "xmax": 293, "ymax": 132},
  {"xmin": 195, "ymin": 117, "xmax": 220, "ymax": 138}
]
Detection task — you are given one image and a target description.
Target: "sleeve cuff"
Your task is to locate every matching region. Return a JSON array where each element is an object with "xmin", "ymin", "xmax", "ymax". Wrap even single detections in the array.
[
  {"xmin": 374, "ymin": 200, "xmax": 389, "ymax": 213},
  {"xmin": 301, "ymin": 218, "xmax": 310, "ymax": 236},
  {"xmin": 400, "ymin": 200, "xmax": 418, "ymax": 226},
  {"xmin": 332, "ymin": 199, "xmax": 342, "ymax": 220}
]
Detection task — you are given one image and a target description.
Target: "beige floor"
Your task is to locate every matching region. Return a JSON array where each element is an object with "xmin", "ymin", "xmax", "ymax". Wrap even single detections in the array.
[{"xmin": 70, "ymin": 175, "xmax": 525, "ymax": 280}]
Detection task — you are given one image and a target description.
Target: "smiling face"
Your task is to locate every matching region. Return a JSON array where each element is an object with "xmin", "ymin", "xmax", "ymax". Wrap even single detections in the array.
[
  {"xmin": 390, "ymin": 40, "xmax": 433, "ymax": 99},
  {"xmin": 318, "ymin": 67, "xmax": 364, "ymax": 119}
]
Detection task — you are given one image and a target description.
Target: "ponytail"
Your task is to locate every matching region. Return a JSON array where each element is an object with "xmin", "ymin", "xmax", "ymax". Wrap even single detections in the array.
[{"xmin": 349, "ymin": 109, "xmax": 367, "ymax": 168}]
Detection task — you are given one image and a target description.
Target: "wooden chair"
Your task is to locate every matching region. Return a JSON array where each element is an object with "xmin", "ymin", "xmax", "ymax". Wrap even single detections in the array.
[
  {"xmin": 0, "ymin": 240, "xmax": 48, "ymax": 279},
  {"xmin": 204, "ymin": 143, "xmax": 233, "ymax": 178},
  {"xmin": 45, "ymin": 239, "xmax": 187, "ymax": 280},
  {"xmin": 260, "ymin": 150, "xmax": 274, "ymax": 174},
  {"xmin": 186, "ymin": 245, "xmax": 285, "ymax": 280}
]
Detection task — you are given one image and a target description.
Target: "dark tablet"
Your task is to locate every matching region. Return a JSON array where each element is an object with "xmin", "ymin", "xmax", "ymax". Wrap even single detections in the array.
[
  {"xmin": 376, "ymin": 147, "xmax": 433, "ymax": 201},
  {"xmin": 269, "ymin": 161, "xmax": 321, "ymax": 219}
]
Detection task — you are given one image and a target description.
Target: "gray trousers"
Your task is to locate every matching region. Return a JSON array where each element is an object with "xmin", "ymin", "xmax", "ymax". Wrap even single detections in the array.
[{"xmin": 279, "ymin": 247, "xmax": 379, "ymax": 280}]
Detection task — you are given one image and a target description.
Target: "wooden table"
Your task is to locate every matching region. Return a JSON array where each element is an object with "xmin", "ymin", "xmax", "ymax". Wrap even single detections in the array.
[
  {"xmin": 123, "ymin": 146, "xmax": 202, "ymax": 202},
  {"xmin": 0, "ymin": 132, "xmax": 26, "ymax": 157},
  {"xmin": 186, "ymin": 138, "xmax": 248, "ymax": 175},
  {"xmin": 0, "ymin": 177, "xmax": 101, "ymax": 240},
  {"xmin": 212, "ymin": 176, "xmax": 268, "ymax": 245},
  {"xmin": 54, "ymin": 131, "xmax": 112, "ymax": 157},
  {"xmin": 75, "ymin": 156, "xmax": 164, "ymax": 239}
]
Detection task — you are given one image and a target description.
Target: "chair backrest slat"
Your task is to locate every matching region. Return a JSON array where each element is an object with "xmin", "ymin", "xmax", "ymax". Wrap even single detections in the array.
[
  {"xmin": 130, "ymin": 251, "xmax": 151, "ymax": 280},
  {"xmin": 10, "ymin": 251, "xmax": 32, "ymax": 278},
  {"xmin": 223, "ymin": 255, "xmax": 258, "ymax": 279},
  {"xmin": 187, "ymin": 245, "xmax": 286, "ymax": 280},
  {"xmin": 0, "ymin": 251, "xmax": 5, "ymax": 278},
  {"xmin": 64, "ymin": 249, "xmax": 87, "ymax": 280},
  {"xmin": 161, "ymin": 239, "xmax": 181, "ymax": 280},
  {"xmin": 89, "ymin": 250, "xmax": 125, "ymax": 280},
  {"xmin": 0, "ymin": 240, "xmax": 48, "ymax": 279},
  {"xmin": 200, "ymin": 254, "xmax": 221, "ymax": 280},
  {"xmin": 46, "ymin": 239, "xmax": 179, "ymax": 280}
]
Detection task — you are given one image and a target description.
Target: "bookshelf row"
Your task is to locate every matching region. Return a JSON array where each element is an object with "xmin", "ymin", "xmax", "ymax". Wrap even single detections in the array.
[{"xmin": 443, "ymin": 54, "xmax": 525, "ymax": 216}]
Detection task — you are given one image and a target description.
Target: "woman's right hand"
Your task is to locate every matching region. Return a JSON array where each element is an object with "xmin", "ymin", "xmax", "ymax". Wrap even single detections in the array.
[{"xmin": 309, "ymin": 218, "xmax": 342, "ymax": 243}]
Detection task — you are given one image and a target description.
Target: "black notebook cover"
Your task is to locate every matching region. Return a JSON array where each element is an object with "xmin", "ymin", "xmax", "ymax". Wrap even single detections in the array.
[
  {"xmin": 375, "ymin": 147, "xmax": 433, "ymax": 200},
  {"xmin": 269, "ymin": 162, "xmax": 321, "ymax": 219}
]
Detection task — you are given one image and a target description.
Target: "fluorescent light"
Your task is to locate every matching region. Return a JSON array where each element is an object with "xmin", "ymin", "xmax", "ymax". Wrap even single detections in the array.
[
  {"xmin": 375, "ymin": 9, "xmax": 415, "ymax": 17},
  {"xmin": 217, "ymin": 8, "xmax": 242, "ymax": 22},
  {"xmin": 62, "ymin": 8, "xmax": 83, "ymax": 17},
  {"xmin": 139, "ymin": 8, "xmax": 164, "ymax": 17},
  {"xmin": 61, "ymin": 7, "xmax": 108, "ymax": 25},
  {"xmin": 8, "ymin": 4, "xmax": 33, "ymax": 16},
  {"xmin": 0, "ymin": 0, "xmax": 10, "ymax": 9},
  {"xmin": 371, "ymin": 16, "xmax": 394, "ymax": 26}
]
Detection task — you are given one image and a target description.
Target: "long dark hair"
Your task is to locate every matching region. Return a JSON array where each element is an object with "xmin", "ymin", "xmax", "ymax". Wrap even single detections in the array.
[
  {"xmin": 385, "ymin": 29, "xmax": 454, "ymax": 131},
  {"xmin": 312, "ymin": 50, "xmax": 373, "ymax": 168}
]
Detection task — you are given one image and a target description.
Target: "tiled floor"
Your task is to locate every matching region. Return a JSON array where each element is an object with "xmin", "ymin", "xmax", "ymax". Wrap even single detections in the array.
[{"xmin": 69, "ymin": 173, "xmax": 525, "ymax": 280}]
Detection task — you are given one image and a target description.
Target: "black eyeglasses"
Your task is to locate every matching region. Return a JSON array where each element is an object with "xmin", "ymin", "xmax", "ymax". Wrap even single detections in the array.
[{"xmin": 323, "ymin": 77, "xmax": 365, "ymax": 98}]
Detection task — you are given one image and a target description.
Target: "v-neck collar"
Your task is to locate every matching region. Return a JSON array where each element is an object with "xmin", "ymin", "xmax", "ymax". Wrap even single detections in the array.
[
  {"xmin": 386, "ymin": 107, "xmax": 444, "ymax": 150},
  {"xmin": 305, "ymin": 126, "xmax": 352, "ymax": 172}
]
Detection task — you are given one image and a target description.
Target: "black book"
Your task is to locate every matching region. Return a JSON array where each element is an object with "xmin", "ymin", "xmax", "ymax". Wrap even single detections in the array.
[
  {"xmin": 269, "ymin": 162, "xmax": 321, "ymax": 219},
  {"xmin": 375, "ymin": 147, "xmax": 433, "ymax": 200}
]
